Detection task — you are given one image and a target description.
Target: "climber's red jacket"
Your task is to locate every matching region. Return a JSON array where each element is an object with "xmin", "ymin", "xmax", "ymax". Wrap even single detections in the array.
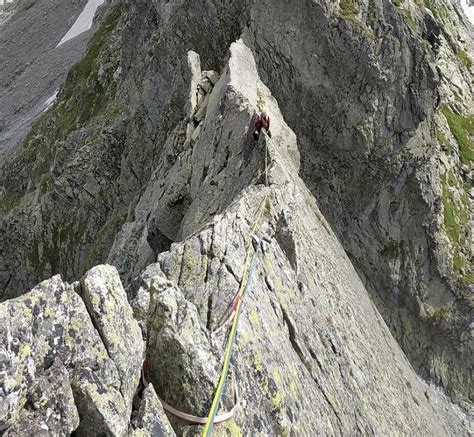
[{"xmin": 255, "ymin": 113, "xmax": 271, "ymax": 130}]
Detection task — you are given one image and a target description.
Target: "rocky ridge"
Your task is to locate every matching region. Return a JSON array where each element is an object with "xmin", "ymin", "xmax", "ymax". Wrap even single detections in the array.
[
  {"xmin": 1, "ymin": 34, "xmax": 472, "ymax": 435},
  {"xmin": 0, "ymin": 0, "xmax": 473, "ymax": 435}
]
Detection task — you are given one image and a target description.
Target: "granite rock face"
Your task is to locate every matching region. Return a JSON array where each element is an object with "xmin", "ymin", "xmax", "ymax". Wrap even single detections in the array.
[
  {"xmin": 242, "ymin": 0, "xmax": 473, "ymax": 403},
  {"xmin": 0, "ymin": 265, "xmax": 147, "ymax": 435},
  {"xmin": 3, "ymin": 360, "xmax": 79, "ymax": 436},
  {"xmin": 0, "ymin": 0, "xmax": 473, "ymax": 435},
  {"xmin": 130, "ymin": 39, "xmax": 469, "ymax": 436},
  {"xmin": 131, "ymin": 384, "xmax": 176, "ymax": 437}
]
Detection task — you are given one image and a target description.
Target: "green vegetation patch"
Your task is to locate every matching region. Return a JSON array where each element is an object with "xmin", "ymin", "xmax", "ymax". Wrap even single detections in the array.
[
  {"xmin": 337, "ymin": 0, "xmax": 375, "ymax": 39},
  {"xmin": 457, "ymin": 49, "xmax": 472, "ymax": 70},
  {"xmin": 0, "ymin": 191, "xmax": 22, "ymax": 214},
  {"xmin": 461, "ymin": 273, "xmax": 474, "ymax": 286},
  {"xmin": 399, "ymin": 8, "xmax": 417, "ymax": 29},
  {"xmin": 441, "ymin": 107, "xmax": 474, "ymax": 165},
  {"xmin": 58, "ymin": 5, "xmax": 122, "ymax": 131},
  {"xmin": 423, "ymin": 0, "xmax": 449, "ymax": 21},
  {"xmin": 392, "ymin": 0, "xmax": 417, "ymax": 29},
  {"xmin": 440, "ymin": 170, "xmax": 470, "ymax": 278},
  {"xmin": 40, "ymin": 173, "xmax": 54, "ymax": 193},
  {"xmin": 431, "ymin": 307, "xmax": 450, "ymax": 319},
  {"xmin": 436, "ymin": 130, "xmax": 447, "ymax": 145},
  {"xmin": 340, "ymin": 0, "xmax": 359, "ymax": 18},
  {"xmin": 367, "ymin": 0, "xmax": 377, "ymax": 28}
]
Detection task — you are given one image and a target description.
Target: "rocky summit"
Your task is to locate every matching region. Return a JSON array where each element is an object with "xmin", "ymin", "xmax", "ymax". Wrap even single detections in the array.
[{"xmin": 0, "ymin": 0, "xmax": 473, "ymax": 436}]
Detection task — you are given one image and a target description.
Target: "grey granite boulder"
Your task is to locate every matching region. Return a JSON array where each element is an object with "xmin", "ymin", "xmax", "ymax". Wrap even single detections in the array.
[{"xmin": 0, "ymin": 266, "xmax": 144, "ymax": 435}]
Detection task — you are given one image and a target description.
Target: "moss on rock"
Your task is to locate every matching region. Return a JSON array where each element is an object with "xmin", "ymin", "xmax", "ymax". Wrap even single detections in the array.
[
  {"xmin": 440, "ymin": 170, "xmax": 470, "ymax": 279},
  {"xmin": 441, "ymin": 107, "xmax": 474, "ymax": 165}
]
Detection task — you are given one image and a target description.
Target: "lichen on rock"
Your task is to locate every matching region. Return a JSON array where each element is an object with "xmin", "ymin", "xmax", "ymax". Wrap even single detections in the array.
[{"xmin": 0, "ymin": 0, "xmax": 473, "ymax": 435}]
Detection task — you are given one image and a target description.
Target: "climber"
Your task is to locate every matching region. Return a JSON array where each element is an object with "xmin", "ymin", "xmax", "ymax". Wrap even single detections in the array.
[{"xmin": 253, "ymin": 111, "xmax": 272, "ymax": 141}]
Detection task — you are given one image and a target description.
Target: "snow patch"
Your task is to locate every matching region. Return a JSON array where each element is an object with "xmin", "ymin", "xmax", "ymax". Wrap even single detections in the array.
[
  {"xmin": 43, "ymin": 91, "xmax": 59, "ymax": 112},
  {"xmin": 56, "ymin": 0, "xmax": 104, "ymax": 48}
]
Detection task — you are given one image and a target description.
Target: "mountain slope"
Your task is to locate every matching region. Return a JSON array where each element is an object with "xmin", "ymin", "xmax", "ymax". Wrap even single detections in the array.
[
  {"xmin": 0, "ymin": 0, "xmax": 472, "ymax": 434},
  {"xmin": 0, "ymin": 0, "xmax": 104, "ymax": 162},
  {"xmin": 243, "ymin": 0, "xmax": 473, "ymax": 403},
  {"xmin": 1, "ymin": 38, "xmax": 470, "ymax": 436}
]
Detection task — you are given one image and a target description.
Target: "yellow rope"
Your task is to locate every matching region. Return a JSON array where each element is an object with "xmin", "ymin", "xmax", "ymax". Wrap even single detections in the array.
[
  {"xmin": 203, "ymin": 116, "xmax": 272, "ymax": 435},
  {"xmin": 202, "ymin": 196, "xmax": 268, "ymax": 436}
]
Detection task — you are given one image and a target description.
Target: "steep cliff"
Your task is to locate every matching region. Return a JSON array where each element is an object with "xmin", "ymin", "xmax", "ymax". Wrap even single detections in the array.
[
  {"xmin": 243, "ymin": 0, "xmax": 474, "ymax": 403},
  {"xmin": 0, "ymin": 0, "xmax": 472, "ymax": 435}
]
